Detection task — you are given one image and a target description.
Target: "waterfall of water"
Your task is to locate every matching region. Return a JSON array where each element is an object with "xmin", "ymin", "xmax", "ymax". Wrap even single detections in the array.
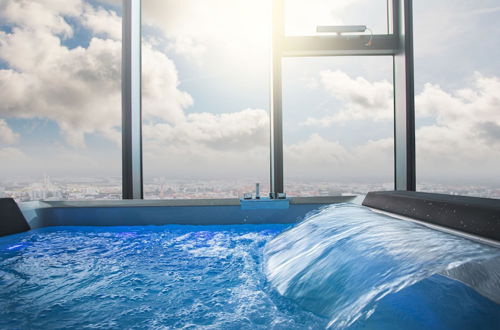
[{"xmin": 264, "ymin": 204, "xmax": 500, "ymax": 329}]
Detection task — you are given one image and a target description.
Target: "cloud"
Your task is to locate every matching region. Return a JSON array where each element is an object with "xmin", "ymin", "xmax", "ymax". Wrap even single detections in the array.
[
  {"xmin": 416, "ymin": 73, "xmax": 500, "ymax": 127},
  {"xmin": 142, "ymin": 108, "xmax": 270, "ymax": 178},
  {"xmin": 0, "ymin": 0, "xmax": 262, "ymax": 151},
  {"xmin": 0, "ymin": 0, "xmax": 192, "ymax": 148},
  {"xmin": 284, "ymin": 134, "xmax": 394, "ymax": 181},
  {"xmin": 306, "ymin": 70, "xmax": 500, "ymax": 139},
  {"xmin": 0, "ymin": 0, "xmax": 271, "ymax": 179},
  {"xmin": 414, "ymin": 73, "xmax": 500, "ymax": 181},
  {"xmin": 80, "ymin": 3, "xmax": 122, "ymax": 40},
  {"xmin": 144, "ymin": 109, "xmax": 268, "ymax": 151},
  {"xmin": 0, "ymin": 33, "xmax": 122, "ymax": 147},
  {"xmin": 166, "ymin": 36, "xmax": 207, "ymax": 64},
  {"xmin": 0, "ymin": 145, "xmax": 122, "ymax": 177},
  {"xmin": 141, "ymin": 42, "xmax": 193, "ymax": 124},
  {"xmin": 0, "ymin": 147, "xmax": 29, "ymax": 173},
  {"xmin": 299, "ymin": 71, "xmax": 500, "ymax": 183},
  {"xmin": 1, "ymin": 0, "xmax": 499, "ymax": 186},
  {"xmin": 140, "ymin": 0, "xmax": 271, "ymax": 65},
  {"xmin": 477, "ymin": 121, "xmax": 500, "ymax": 142},
  {"xmin": 0, "ymin": 119, "xmax": 19, "ymax": 144},
  {"xmin": 143, "ymin": 142, "xmax": 269, "ymax": 180},
  {"xmin": 0, "ymin": 0, "xmax": 81, "ymax": 37},
  {"xmin": 304, "ymin": 70, "xmax": 393, "ymax": 126}
]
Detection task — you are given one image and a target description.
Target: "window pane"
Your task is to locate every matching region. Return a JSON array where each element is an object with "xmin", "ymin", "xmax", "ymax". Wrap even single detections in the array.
[
  {"xmin": 283, "ymin": 56, "xmax": 394, "ymax": 196},
  {"xmin": 414, "ymin": 0, "xmax": 500, "ymax": 198},
  {"xmin": 0, "ymin": 0, "xmax": 122, "ymax": 201},
  {"xmin": 285, "ymin": 0, "xmax": 389, "ymax": 36},
  {"xmin": 141, "ymin": 0, "xmax": 270, "ymax": 199}
]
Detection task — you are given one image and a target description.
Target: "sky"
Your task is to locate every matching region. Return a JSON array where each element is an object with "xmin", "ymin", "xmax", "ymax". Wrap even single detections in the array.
[{"xmin": 0, "ymin": 0, "xmax": 499, "ymax": 190}]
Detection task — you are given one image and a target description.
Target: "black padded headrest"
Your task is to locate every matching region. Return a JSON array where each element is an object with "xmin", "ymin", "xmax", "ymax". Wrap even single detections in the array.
[
  {"xmin": 363, "ymin": 191, "xmax": 500, "ymax": 242},
  {"xmin": 0, "ymin": 198, "xmax": 30, "ymax": 237}
]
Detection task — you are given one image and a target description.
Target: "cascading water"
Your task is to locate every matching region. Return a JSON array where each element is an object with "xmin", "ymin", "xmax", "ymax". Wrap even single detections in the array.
[{"xmin": 264, "ymin": 204, "xmax": 500, "ymax": 329}]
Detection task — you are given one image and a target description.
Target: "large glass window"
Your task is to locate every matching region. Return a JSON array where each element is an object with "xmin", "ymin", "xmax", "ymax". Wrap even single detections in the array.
[
  {"xmin": 414, "ymin": 0, "xmax": 500, "ymax": 198},
  {"xmin": 141, "ymin": 0, "xmax": 271, "ymax": 199},
  {"xmin": 282, "ymin": 56, "xmax": 394, "ymax": 196},
  {"xmin": 0, "ymin": 0, "xmax": 122, "ymax": 201}
]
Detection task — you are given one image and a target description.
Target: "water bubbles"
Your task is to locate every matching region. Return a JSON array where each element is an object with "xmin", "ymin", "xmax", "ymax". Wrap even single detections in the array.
[{"xmin": 0, "ymin": 224, "xmax": 324, "ymax": 329}]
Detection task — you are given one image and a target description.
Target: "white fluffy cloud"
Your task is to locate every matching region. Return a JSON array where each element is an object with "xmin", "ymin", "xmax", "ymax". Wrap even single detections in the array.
[
  {"xmin": 141, "ymin": 42, "xmax": 193, "ymax": 124},
  {"xmin": 299, "ymin": 70, "xmax": 500, "ymax": 183},
  {"xmin": 80, "ymin": 3, "xmax": 121, "ymax": 40},
  {"xmin": 284, "ymin": 134, "xmax": 393, "ymax": 180},
  {"xmin": 142, "ymin": 108, "xmax": 270, "ymax": 178},
  {"xmin": 144, "ymin": 109, "xmax": 268, "ymax": 151},
  {"xmin": 0, "ymin": 119, "xmax": 19, "ymax": 144},
  {"xmin": 0, "ymin": 33, "xmax": 122, "ymax": 147},
  {"xmin": 416, "ymin": 73, "xmax": 500, "ymax": 130},
  {"xmin": 1, "ymin": 0, "xmax": 499, "ymax": 185},
  {"xmin": 0, "ymin": 0, "xmax": 196, "ymax": 148},
  {"xmin": 0, "ymin": 0, "xmax": 271, "ymax": 178},
  {"xmin": 415, "ymin": 73, "xmax": 500, "ymax": 181},
  {"xmin": 0, "ymin": 0, "xmax": 82, "ymax": 37},
  {"xmin": 305, "ymin": 70, "xmax": 393, "ymax": 126}
]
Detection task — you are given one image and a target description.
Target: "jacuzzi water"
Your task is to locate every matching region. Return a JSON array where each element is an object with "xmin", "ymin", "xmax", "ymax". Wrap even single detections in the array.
[
  {"xmin": 0, "ymin": 205, "xmax": 499, "ymax": 329},
  {"xmin": 265, "ymin": 204, "xmax": 500, "ymax": 329},
  {"xmin": 0, "ymin": 224, "xmax": 325, "ymax": 329}
]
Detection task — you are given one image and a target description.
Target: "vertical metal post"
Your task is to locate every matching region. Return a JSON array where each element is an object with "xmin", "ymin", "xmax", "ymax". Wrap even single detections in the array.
[
  {"xmin": 122, "ymin": 0, "xmax": 143, "ymax": 199},
  {"xmin": 270, "ymin": 0, "xmax": 285, "ymax": 197},
  {"xmin": 393, "ymin": 0, "xmax": 416, "ymax": 191}
]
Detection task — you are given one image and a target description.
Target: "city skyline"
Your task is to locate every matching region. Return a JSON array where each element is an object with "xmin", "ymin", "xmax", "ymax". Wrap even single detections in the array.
[{"xmin": 2, "ymin": 174, "xmax": 500, "ymax": 202}]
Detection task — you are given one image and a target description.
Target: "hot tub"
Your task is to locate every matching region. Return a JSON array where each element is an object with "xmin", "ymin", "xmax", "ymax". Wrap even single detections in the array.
[{"xmin": 1, "ymin": 197, "xmax": 499, "ymax": 329}]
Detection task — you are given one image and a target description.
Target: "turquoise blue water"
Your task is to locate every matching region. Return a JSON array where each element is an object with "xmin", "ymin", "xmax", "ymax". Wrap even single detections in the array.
[
  {"xmin": 265, "ymin": 204, "xmax": 500, "ymax": 329},
  {"xmin": 0, "ymin": 210, "xmax": 499, "ymax": 329},
  {"xmin": 0, "ymin": 225, "xmax": 325, "ymax": 329}
]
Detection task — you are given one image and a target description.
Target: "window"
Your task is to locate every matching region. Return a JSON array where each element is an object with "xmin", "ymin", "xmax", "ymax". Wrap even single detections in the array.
[
  {"xmin": 414, "ymin": 0, "xmax": 500, "ymax": 198},
  {"xmin": 141, "ymin": 0, "xmax": 271, "ymax": 199},
  {"xmin": 282, "ymin": 57, "xmax": 394, "ymax": 196},
  {"xmin": 0, "ymin": 0, "xmax": 122, "ymax": 201}
]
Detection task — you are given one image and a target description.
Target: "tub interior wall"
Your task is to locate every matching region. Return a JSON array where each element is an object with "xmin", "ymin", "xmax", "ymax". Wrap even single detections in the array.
[{"xmin": 19, "ymin": 196, "xmax": 356, "ymax": 228}]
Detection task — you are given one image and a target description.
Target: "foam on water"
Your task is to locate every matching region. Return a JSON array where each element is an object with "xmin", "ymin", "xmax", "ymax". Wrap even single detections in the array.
[
  {"xmin": 264, "ymin": 204, "xmax": 500, "ymax": 329},
  {"xmin": 0, "ymin": 225, "xmax": 326, "ymax": 329}
]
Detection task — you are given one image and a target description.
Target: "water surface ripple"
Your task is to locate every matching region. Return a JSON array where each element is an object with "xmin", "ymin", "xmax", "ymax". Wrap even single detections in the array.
[{"xmin": 0, "ymin": 224, "xmax": 325, "ymax": 329}]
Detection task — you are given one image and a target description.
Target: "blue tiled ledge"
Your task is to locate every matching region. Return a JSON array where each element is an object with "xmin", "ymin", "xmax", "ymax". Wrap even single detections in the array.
[{"xmin": 19, "ymin": 196, "xmax": 356, "ymax": 228}]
